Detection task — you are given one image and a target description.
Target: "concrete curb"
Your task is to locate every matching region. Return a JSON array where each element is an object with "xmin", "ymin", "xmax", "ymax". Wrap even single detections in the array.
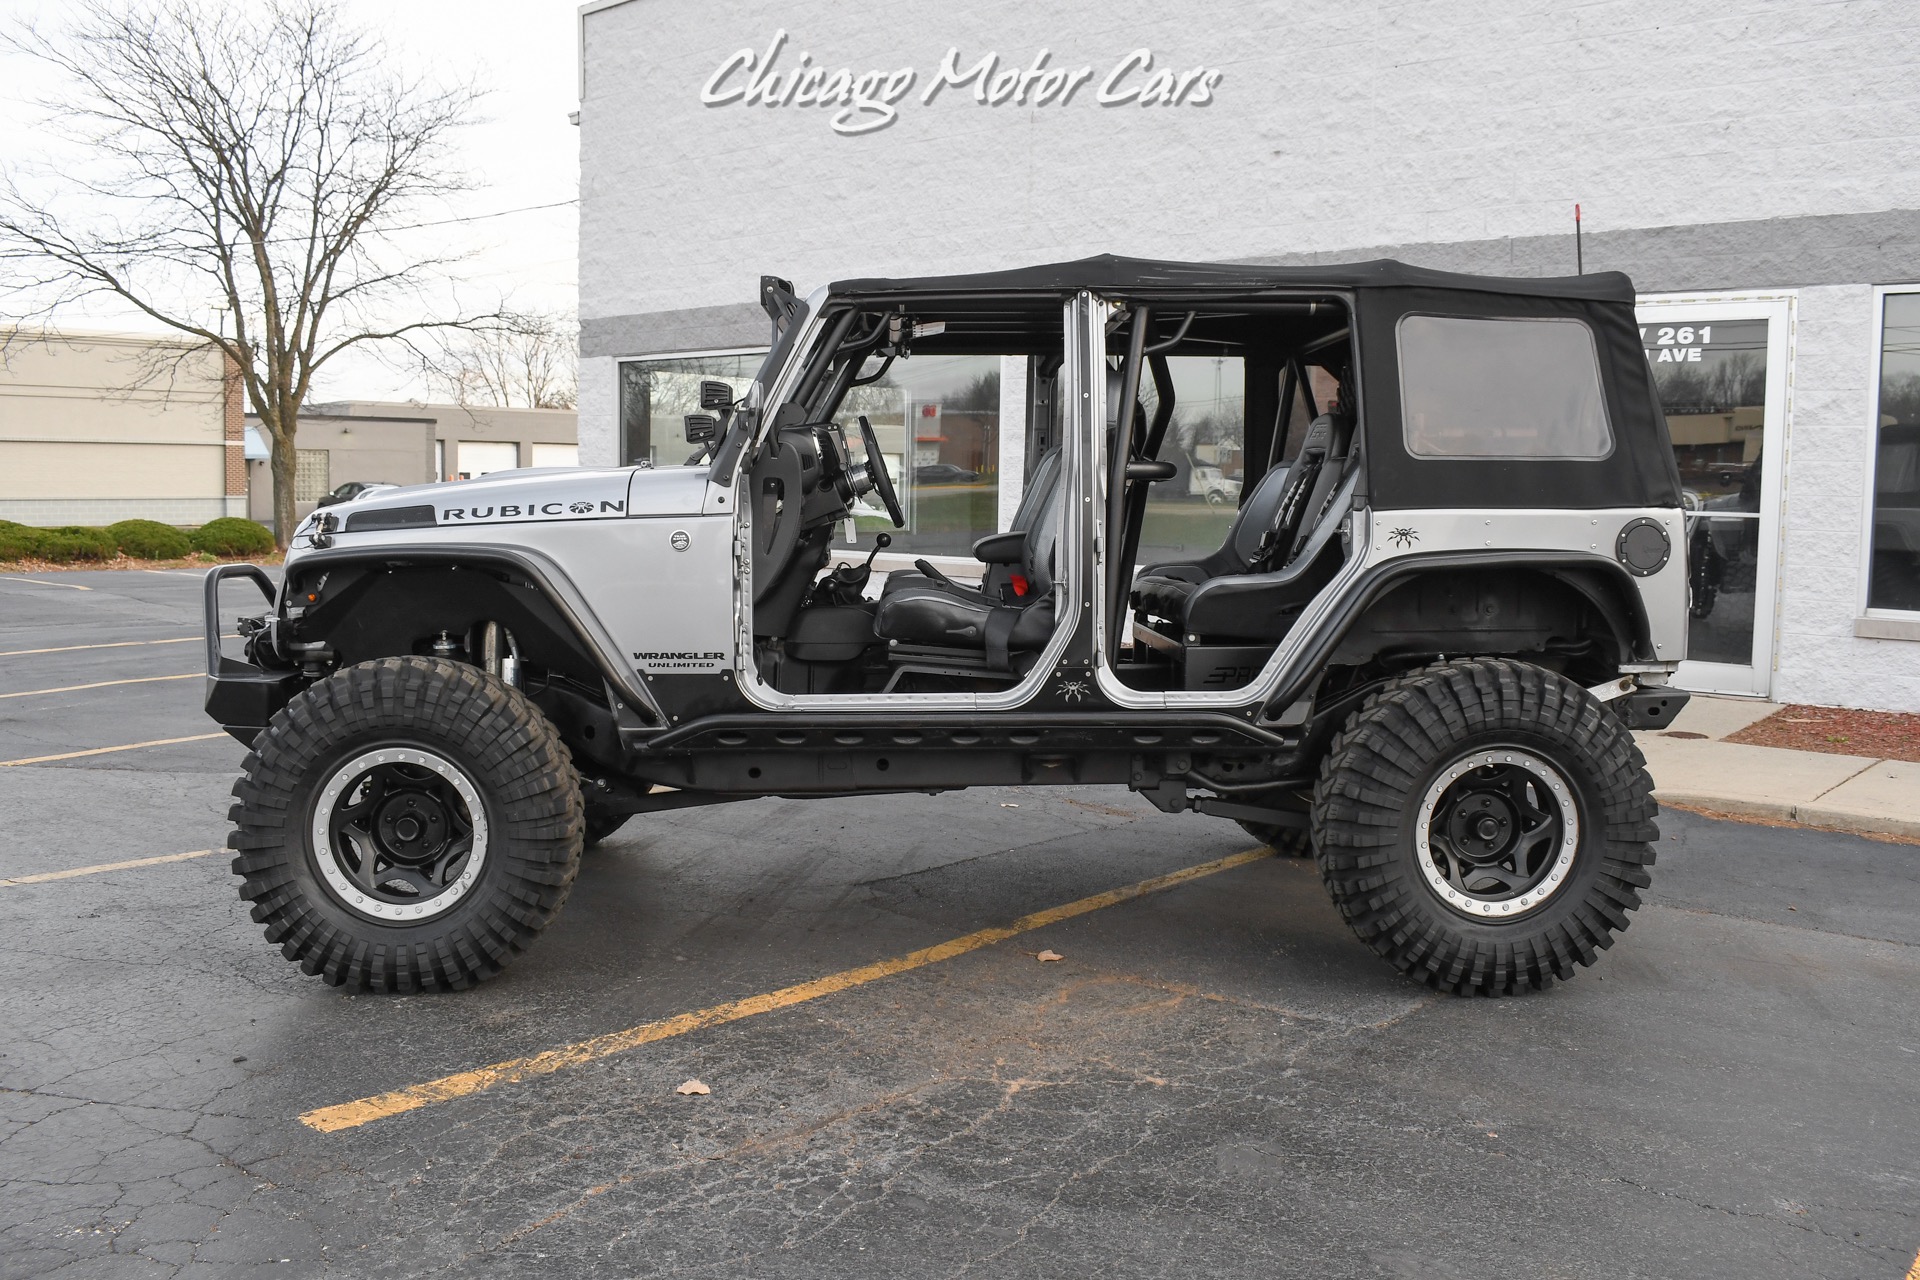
[
  {"xmin": 1636, "ymin": 696, "xmax": 1920, "ymax": 842},
  {"xmin": 1654, "ymin": 790, "xmax": 1920, "ymax": 841}
]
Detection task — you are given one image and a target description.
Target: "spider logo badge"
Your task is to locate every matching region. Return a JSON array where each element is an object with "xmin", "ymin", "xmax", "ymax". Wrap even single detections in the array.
[
  {"xmin": 1053, "ymin": 677, "xmax": 1091, "ymax": 703},
  {"xmin": 1388, "ymin": 527, "xmax": 1420, "ymax": 549}
]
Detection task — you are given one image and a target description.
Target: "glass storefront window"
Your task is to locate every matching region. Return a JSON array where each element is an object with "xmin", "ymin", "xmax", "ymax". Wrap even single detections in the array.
[
  {"xmin": 1135, "ymin": 356, "xmax": 1246, "ymax": 566},
  {"xmin": 618, "ymin": 353, "xmax": 763, "ymax": 467},
  {"xmin": 840, "ymin": 353, "xmax": 1003, "ymax": 558},
  {"xmin": 1870, "ymin": 293, "xmax": 1920, "ymax": 613},
  {"xmin": 1644, "ymin": 317, "xmax": 1770, "ymax": 666}
]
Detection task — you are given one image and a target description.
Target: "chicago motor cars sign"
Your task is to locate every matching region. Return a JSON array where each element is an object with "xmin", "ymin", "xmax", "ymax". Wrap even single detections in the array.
[{"xmin": 701, "ymin": 30, "xmax": 1224, "ymax": 136}]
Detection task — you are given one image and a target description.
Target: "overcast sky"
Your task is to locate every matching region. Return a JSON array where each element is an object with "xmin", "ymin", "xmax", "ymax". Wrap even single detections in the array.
[{"xmin": 0, "ymin": 0, "xmax": 583, "ymax": 402}]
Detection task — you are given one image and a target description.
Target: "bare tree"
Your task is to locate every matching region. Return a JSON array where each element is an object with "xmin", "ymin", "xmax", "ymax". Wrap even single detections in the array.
[
  {"xmin": 421, "ymin": 310, "xmax": 577, "ymax": 410},
  {"xmin": 0, "ymin": 0, "xmax": 491, "ymax": 544}
]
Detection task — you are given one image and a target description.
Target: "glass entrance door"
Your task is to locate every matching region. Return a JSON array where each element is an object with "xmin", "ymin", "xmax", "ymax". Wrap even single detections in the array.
[{"xmin": 1636, "ymin": 296, "xmax": 1792, "ymax": 697}]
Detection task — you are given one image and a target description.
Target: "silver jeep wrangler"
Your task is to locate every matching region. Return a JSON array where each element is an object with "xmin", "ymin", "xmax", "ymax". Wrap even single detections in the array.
[{"xmin": 207, "ymin": 255, "xmax": 1688, "ymax": 995}]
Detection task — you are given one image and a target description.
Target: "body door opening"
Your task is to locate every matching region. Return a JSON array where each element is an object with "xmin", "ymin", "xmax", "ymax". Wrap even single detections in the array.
[
  {"xmin": 737, "ymin": 294, "xmax": 1078, "ymax": 701},
  {"xmin": 1095, "ymin": 298, "xmax": 1361, "ymax": 695}
]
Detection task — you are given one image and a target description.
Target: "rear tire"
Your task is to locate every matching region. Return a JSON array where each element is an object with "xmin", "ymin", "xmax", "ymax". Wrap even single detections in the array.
[
  {"xmin": 228, "ymin": 657, "xmax": 583, "ymax": 992},
  {"xmin": 1311, "ymin": 658, "xmax": 1658, "ymax": 996}
]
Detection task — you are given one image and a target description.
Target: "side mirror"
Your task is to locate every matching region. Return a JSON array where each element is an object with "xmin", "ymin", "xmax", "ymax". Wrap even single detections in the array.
[
  {"xmin": 683, "ymin": 413, "xmax": 718, "ymax": 444},
  {"xmin": 699, "ymin": 381, "xmax": 734, "ymax": 411}
]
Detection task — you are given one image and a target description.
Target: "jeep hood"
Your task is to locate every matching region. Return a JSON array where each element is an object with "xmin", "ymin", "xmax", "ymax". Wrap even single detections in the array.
[{"xmin": 295, "ymin": 464, "xmax": 711, "ymax": 543}]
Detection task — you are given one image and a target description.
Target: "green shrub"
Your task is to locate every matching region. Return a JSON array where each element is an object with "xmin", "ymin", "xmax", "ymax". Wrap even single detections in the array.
[
  {"xmin": 0, "ymin": 526, "xmax": 43, "ymax": 561},
  {"xmin": 190, "ymin": 517, "xmax": 275, "ymax": 557},
  {"xmin": 107, "ymin": 518, "xmax": 193, "ymax": 560},
  {"xmin": 34, "ymin": 526, "xmax": 118, "ymax": 563}
]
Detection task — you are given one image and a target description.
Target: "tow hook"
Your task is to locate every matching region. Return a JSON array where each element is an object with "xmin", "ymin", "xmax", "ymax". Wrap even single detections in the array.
[{"xmin": 1589, "ymin": 675, "xmax": 1690, "ymax": 730}]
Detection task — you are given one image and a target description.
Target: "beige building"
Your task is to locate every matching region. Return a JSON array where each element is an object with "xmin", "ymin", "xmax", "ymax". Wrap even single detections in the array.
[
  {"xmin": 0, "ymin": 328, "xmax": 244, "ymax": 525},
  {"xmin": 246, "ymin": 400, "xmax": 578, "ymax": 526}
]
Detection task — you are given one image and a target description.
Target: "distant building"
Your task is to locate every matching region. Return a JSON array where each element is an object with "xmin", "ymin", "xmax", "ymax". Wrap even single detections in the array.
[
  {"xmin": 0, "ymin": 328, "xmax": 244, "ymax": 526},
  {"xmin": 245, "ymin": 400, "xmax": 577, "ymax": 525}
]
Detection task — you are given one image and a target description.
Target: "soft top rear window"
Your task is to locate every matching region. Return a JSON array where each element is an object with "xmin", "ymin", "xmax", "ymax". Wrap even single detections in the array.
[{"xmin": 1397, "ymin": 314, "xmax": 1613, "ymax": 460}]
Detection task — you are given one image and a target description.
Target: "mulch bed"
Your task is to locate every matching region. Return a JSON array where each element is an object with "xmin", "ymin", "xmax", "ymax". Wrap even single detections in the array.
[
  {"xmin": 1726, "ymin": 704, "xmax": 1920, "ymax": 763},
  {"xmin": 0, "ymin": 553, "xmax": 281, "ymax": 573}
]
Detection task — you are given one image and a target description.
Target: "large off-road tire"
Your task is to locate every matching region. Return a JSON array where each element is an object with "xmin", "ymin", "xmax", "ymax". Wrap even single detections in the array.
[
  {"xmin": 1311, "ymin": 658, "xmax": 1658, "ymax": 996},
  {"xmin": 1235, "ymin": 819, "xmax": 1313, "ymax": 858},
  {"xmin": 582, "ymin": 805, "xmax": 631, "ymax": 848},
  {"xmin": 228, "ymin": 656, "xmax": 584, "ymax": 992}
]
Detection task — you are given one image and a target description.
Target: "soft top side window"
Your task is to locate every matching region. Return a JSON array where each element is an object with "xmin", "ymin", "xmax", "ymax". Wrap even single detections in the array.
[{"xmin": 1397, "ymin": 314, "xmax": 1613, "ymax": 460}]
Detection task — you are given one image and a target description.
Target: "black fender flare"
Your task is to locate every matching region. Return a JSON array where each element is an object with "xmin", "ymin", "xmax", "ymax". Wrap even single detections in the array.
[
  {"xmin": 1257, "ymin": 550, "xmax": 1655, "ymax": 721},
  {"xmin": 280, "ymin": 543, "xmax": 666, "ymax": 727}
]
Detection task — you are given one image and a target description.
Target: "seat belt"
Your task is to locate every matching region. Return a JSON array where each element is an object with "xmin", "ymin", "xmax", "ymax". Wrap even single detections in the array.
[
  {"xmin": 984, "ymin": 608, "xmax": 1021, "ymax": 671},
  {"xmin": 1246, "ymin": 448, "xmax": 1324, "ymax": 573}
]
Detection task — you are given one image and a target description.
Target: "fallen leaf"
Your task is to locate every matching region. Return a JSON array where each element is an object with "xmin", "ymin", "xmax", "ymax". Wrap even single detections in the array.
[
  {"xmin": 675, "ymin": 1079, "xmax": 710, "ymax": 1096},
  {"xmin": 1037, "ymin": 949, "xmax": 1063, "ymax": 963}
]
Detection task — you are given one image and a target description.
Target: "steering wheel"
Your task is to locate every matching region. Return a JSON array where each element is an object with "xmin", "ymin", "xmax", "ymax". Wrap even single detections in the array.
[{"xmin": 855, "ymin": 415, "xmax": 905, "ymax": 528}]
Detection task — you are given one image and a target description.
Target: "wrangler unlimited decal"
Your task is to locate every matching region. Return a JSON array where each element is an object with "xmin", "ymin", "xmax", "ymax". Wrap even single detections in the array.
[{"xmin": 633, "ymin": 650, "xmax": 726, "ymax": 671}]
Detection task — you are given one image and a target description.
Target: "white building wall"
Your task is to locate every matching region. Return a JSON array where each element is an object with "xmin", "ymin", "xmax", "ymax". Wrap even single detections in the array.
[
  {"xmin": 577, "ymin": 0, "xmax": 1920, "ymax": 710},
  {"xmin": 1773, "ymin": 287, "xmax": 1920, "ymax": 711},
  {"xmin": 576, "ymin": 356, "xmax": 618, "ymax": 465},
  {"xmin": 580, "ymin": 0, "xmax": 1920, "ymax": 320}
]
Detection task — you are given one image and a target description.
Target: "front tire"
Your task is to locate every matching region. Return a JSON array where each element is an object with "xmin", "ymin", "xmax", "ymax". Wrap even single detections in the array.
[
  {"xmin": 228, "ymin": 657, "xmax": 584, "ymax": 992},
  {"xmin": 583, "ymin": 804, "xmax": 631, "ymax": 847},
  {"xmin": 1311, "ymin": 659, "xmax": 1658, "ymax": 996}
]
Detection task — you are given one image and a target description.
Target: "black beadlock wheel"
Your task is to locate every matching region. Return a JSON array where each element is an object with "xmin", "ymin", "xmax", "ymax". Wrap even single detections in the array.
[
  {"xmin": 1311, "ymin": 658, "xmax": 1659, "ymax": 996},
  {"xmin": 228, "ymin": 656, "xmax": 584, "ymax": 992}
]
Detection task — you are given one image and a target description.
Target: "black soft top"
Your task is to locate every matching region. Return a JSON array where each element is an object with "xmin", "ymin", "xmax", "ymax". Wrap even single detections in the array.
[{"xmin": 831, "ymin": 254, "xmax": 1635, "ymax": 304}]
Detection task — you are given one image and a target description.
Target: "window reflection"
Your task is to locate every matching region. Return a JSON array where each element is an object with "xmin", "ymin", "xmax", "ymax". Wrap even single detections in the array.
[
  {"xmin": 841, "ymin": 353, "xmax": 1004, "ymax": 558},
  {"xmin": 1871, "ymin": 294, "xmax": 1920, "ymax": 612},
  {"xmin": 1643, "ymin": 318, "xmax": 1769, "ymax": 666},
  {"xmin": 1135, "ymin": 356, "xmax": 1246, "ymax": 566},
  {"xmin": 618, "ymin": 354, "xmax": 763, "ymax": 467}
]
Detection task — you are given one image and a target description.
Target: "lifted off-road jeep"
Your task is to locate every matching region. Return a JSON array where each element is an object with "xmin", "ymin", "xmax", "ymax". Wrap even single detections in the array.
[{"xmin": 207, "ymin": 256, "xmax": 1690, "ymax": 995}]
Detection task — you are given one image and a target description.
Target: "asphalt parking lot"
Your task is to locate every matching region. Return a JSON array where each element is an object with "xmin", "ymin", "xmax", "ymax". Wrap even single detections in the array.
[{"xmin": 2, "ymin": 568, "xmax": 1917, "ymax": 1279}]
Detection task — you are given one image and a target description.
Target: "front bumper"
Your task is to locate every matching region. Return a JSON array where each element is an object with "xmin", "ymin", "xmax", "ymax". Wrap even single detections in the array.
[{"xmin": 203, "ymin": 564, "xmax": 300, "ymax": 745}]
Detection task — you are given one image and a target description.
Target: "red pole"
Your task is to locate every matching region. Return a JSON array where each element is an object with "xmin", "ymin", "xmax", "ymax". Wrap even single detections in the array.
[{"xmin": 1575, "ymin": 203, "xmax": 1584, "ymax": 275}]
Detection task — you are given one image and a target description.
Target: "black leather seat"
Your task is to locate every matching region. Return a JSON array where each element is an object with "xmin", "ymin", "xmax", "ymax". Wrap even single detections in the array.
[
  {"xmin": 869, "ymin": 381, "xmax": 1094, "ymax": 671},
  {"xmin": 1133, "ymin": 411, "xmax": 1358, "ymax": 640},
  {"xmin": 878, "ymin": 446, "xmax": 1061, "ymax": 606},
  {"xmin": 871, "ymin": 498, "xmax": 1060, "ymax": 669},
  {"xmin": 1131, "ymin": 461, "xmax": 1292, "ymax": 621}
]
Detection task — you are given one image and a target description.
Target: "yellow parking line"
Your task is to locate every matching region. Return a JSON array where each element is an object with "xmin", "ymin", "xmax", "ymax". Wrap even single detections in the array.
[
  {"xmin": 1, "ymin": 849, "xmax": 217, "ymax": 887},
  {"xmin": 0, "ymin": 733, "xmax": 227, "ymax": 767},
  {"xmin": 300, "ymin": 845, "xmax": 1277, "ymax": 1134},
  {"xmin": 0, "ymin": 673, "xmax": 199, "ymax": 700},
  {"xmin": 0, "ymin": 636, "xmax": 210, "ymax": 658},
  {"xmin": 0, "ymin": 575, "xmax": 90, "ymax": 591},
  {"xmin": 1906, "ymin": 1244, "xmax": 1920, "ymax": 1280}
]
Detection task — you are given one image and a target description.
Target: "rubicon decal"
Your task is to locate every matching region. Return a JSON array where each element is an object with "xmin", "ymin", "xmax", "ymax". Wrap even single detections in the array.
[
  {"xmin": 441, "ymin": 500, "xmax": 626, "ymax": 522},
  {"xmin": 701, "ymin": 30, "xmax": 1224, "ymax": 136}
]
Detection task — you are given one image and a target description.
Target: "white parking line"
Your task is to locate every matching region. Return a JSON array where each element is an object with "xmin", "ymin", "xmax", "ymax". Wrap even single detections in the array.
[
  {"xmin": 0, "ymin": 673, "xmax": 199, "ymax": 700},
  {"xmin": 0, "ymin": 575, "xmax": 90, "ymax": 591},
  {"xmin": 0, "ymin": 848, "xmax": 217, "ymax": 887},
  {"xmin": 0, "ymin": 733, "xmax": 227, "ymax": 767},
  {"xmin": 0, "ymin": 636, "xmax": 230, "ymax": 658}
]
